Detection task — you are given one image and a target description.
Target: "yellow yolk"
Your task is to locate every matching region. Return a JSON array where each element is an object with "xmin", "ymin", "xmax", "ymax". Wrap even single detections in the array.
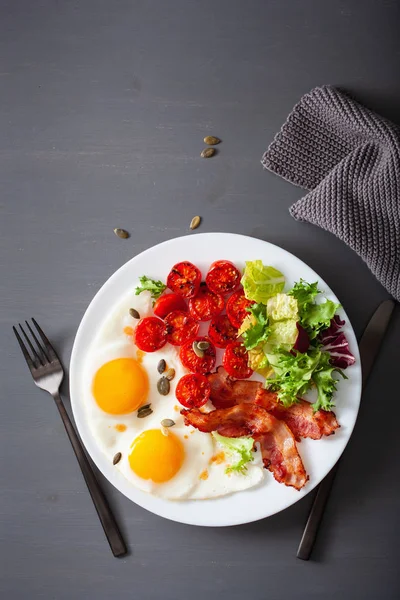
[
  {"xmin": 129, "ymin": 429, "xmax": 184, "ymax": 483},
  {"xmin": 92, "ymin": 357, "xmax": 148, "ymax": 415}
]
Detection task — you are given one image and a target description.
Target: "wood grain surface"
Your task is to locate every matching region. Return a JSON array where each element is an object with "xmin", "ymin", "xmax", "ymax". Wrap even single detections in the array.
[{"xmin": 1, "ymin": 1, "xmax": 399, "ymax": 598}]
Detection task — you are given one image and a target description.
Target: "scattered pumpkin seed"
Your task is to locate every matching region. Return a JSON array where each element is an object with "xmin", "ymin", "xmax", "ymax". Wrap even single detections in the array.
[
  {"xmin": 157, "ymin": 359, "xmax": 166, "ymax": 374},
  {"xmin": 161, "ymin": 425, "xmax": 170, "ymax": 437},
  {"xmin": 197, "ymin": 340, "xmax": 210, "ymax": 351},
  {"xmin": 113, "ymin": 228, "xmax": 130, "ymax": 239},
  {"xmin": 137, "ymin": 404, "xmax": 153, "ymax": 418},
  {"xmin": 129, "ymin": 308, "xmax": 140, "ymax": 319},
  {"xmin": 200, "ymin": 147, "xmax": 215, "ymax": 159},
  {"xmin": 190, "ymin": 215, "xmax": 201, "ymax": 230},
  {"xmin": 161, "ymin": 418, "xmax": 175, "ymax": 428},
  {"xmin": 164, "ymin": 367, "xmax": 175, "ymax": 381},
  {"xmin": 192, "ymin": 341, "xmax": 204, "ymax": 358},
  {"xmin": 157, "ymin": 376, "xmax": 170, "ymax": 396},
  {"xmin": 113, "ymin": 452, "xmax": 122, "ymax": 465},
  {"xmin": 204, "ymin": 135, "xmax": 221, "ymax": 145}
]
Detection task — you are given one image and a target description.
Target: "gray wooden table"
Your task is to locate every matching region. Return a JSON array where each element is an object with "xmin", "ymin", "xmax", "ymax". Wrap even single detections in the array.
[{"xmin": 1, "ymin": 1, "xmax": 399, "ymax": 598}]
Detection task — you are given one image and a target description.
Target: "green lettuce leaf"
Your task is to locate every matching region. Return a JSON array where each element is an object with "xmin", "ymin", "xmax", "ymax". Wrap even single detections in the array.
[
  {"xmin": 311, "ymin": 351, "xmax": 347, "ymax": 412},
  {"xmin": 267, "ymin": 293, "xmax": 298, "ymax": 321},
  {"xmin": 134, "ymin": 275, "xmax": 166, "ymax": 300},
  {"xmin": 241, "ymin": 260, "xmax": 285, "ymax": 303},
  {"xmin": 212, "ymin": 433, "xmax": 254, "ymax": 474},
  {"xmin": 264, "ymin": 320, "xmax": 298, "ymax": 353},
  {"xmin": 301, "ymin": 299, "xmax": 340, "ymax": 339},
  {"xmin": 241, "ymin": 303, "xmax": 271, "ymax": 350},
  {"xmin": 288, "ymin": 280, "xmax": 340, "ymax": 339},
  {"xmin": 288, "ymin": 279, "xmax": 320, "ymax": 307},
  {"xmin": 266, "ymin": 348, "xmax": 321, "ymax": 407}
]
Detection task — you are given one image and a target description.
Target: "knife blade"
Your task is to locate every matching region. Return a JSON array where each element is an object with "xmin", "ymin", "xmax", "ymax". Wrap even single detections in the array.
[{"xmin": 297, "ymin": 299, "xmax": 396, "ymax": 561}]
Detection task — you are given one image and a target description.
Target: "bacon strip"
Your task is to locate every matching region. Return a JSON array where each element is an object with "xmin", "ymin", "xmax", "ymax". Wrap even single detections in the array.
[
  {"xmin": 208, "ymin": 367, "xmax": 339, "ymax": 441},
  {"xmin": 208, "ymin": 367, "xmax": 261, "ymax": 409},
  {"xmin": 255, "ymin": 389, "xmax": 339, "ymax": 442},
  {"xmin": 181, "ymin": 404, "xmax": 308, "ymax": 490}
]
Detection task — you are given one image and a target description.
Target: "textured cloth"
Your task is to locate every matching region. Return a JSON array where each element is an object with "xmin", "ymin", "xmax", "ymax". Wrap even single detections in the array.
[{"xmin": 261, "ymin": 85, "xmax": 400, "ymax": 301}]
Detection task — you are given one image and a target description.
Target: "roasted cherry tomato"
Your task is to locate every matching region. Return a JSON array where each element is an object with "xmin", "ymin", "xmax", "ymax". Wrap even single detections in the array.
[
  {"xmin": 208, "ymin": 314, "xmax": 238, "ymax": 348},
  {"xmin": 179, "ymin": 336, "xmax": 216, "ymax": 374},
  {"xmin": 222, "ymin": 341, "xmax": 253, "ymax": 379},
  {"xmin": 166, "ymin": 261, "xmax": 202, "ymax": 298},
  {"xmin": 188, "ymin": 283, "xmax": 224, "ymax": 322},
  {"xmin": 175, "ymin": 373, "xmax": 211, "ymax": 408},
  {"xmin": 226, "ymin": 289, "xmax": 255, "ymax": 328},
  {"xmin": 164, "ymin": 310, "xmax": 199, "ymax": 346},
  {"xmin": 134, "ymin": 317, "xmax": 167, "ymax": 352},
  {"xmin": 205, "ymin": 260, "xmax": 241, "ymax": 295},
  {"xmin": 153, "ymin": 293, "xmax": 187, "ymax": 319}
]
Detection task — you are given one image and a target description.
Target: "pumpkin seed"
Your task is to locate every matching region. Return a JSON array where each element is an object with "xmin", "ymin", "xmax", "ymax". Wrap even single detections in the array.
[
  {"xmin": 204, "ymin": 135, "xmax": 221, "ymax": 145},
  {"xmin": 157, "ymin": 359, "xmax": 166, "ymax": 374},
  {"xmin": 190, "ymin": 215, "xmax": 201, "ymax": 230},
  {"xmin": 197, "ymin": 340, "xmax": 210, "ymax": 351},
  {"xmin": 113, "ymin": 228, "xmax": 129, "ymax": 239},
  {"xmin": 200, "ymin": 147, "xmax": 215, "ymax": 159},
  {"xmin": 192, "ymin": 341, "xmax": 204, "ymax": 358},
  {"xmin": 137, "ymin": 405, "xmax": 153, "ymax": 418},
  {"xmin": 129, "ymin": 308, "xmax": 140, "ymax": 319},
  {"xmin": 164, "ymin": 368, "xmax": 175, "ymax": 381},
  {"xmin": 113, "ymin": 452, "xmax": 122, "ymax": 465},
  {"xmin": 161, "ymin": 418, "xmax": 175, "ymax": 428},
  {"xmin": 157, "ymin": 376, "xmax": 170, "ymax": 396}
]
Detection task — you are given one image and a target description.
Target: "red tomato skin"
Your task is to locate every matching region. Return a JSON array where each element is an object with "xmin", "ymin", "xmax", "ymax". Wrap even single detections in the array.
[
  {"xmin": 226, "ymin": 290, "xmax": 255, "ymax": 329},
  {"xmin": 153, "ymin": 293, "xmax": 187, "ymax": 319},
  {"xmin": 179, "ymin": 336, "xmax": 216, "ymax": 374},
  {"xmin": 164, "ymin": 310, "xmax": 199, "ymax": 346},
  {"xmin": 223, "ymin": 341, "xmax": 253, "ymax": 379},
  {"xmin": 175, "ymin": 373, "xmax": 211, "ymax": 408},
  {"xmin": 206, "ymin": 260, "xmax": 241, "ymax": 295},
  {"xmin": 208, "ymin": 315, "xmax": 238, "ymax": 349},
  {"xmin": 188, "ymin": 284, "xmax": 224, "ymax": 322},
  {"xmin": 134, "ymin": 317, "xmax": 167, "ymax": 352},
  {"xmin": 166, "ymin": 262, "xmax": 202, "ymax": 298}
]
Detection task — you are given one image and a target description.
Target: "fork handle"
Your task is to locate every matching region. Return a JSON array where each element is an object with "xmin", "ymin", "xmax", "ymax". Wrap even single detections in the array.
[{"xmin": 52, "ymin": 391, "xmax": 127, "ymax": 557}]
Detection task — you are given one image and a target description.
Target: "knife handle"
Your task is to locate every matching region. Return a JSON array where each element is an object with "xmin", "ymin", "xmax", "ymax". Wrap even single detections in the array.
[{"xmin": 297, "ymin": 463, "xmax": 339, "ymax": 560}]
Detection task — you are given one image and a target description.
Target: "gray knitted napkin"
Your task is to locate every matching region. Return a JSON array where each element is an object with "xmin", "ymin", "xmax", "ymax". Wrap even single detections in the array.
[{"xmin": 261, "ymin": 85, "xmax": 400, "ymax": 301}]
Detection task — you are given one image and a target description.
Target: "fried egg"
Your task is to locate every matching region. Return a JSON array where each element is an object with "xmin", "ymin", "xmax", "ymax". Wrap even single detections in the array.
[{"xmin": 81, "ymin": 288, "xmax": 265, "ymax": 500}]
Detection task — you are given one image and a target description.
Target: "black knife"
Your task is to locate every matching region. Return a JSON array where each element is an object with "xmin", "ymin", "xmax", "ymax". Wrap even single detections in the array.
[{"xmin": 297, "ymin": 299, "xmax": 396, "ymax": 560}]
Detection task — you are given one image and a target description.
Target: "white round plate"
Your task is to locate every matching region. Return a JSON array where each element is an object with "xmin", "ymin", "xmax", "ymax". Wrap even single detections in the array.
[{"xmin": 70, "ymin": 233, "xmax": 361, "ymax": 527}]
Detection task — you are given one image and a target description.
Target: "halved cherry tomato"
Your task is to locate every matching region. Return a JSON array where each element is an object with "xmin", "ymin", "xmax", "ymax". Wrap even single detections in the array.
[
  {"xmin": 164, "ymin": 310, "xmax": 199, "ymax": 346},
  {"xmin": 167, "ymin": 261, "xmax": 201, "ymax": 298},
  {"xmin": 179, "ymin": 336, "xmax": 216, "ymax": 374},
  {"xmin": 153, "ymin": 293, "xmax": 187, "ymax": 319},
  {"xmin": 175, "ymin": 373, "xmax": 211, "ymax": 408},
  {"xmin": 205, "ymin": 260, "xmax": 241, "ymax": 295},
  {"xmin": 134, "ymin": 317, "xmax": 167, "ymax": 352},
  {"xmin": 226, "ymin": 289, "xmax": 255, "ymax": 328},
  {"xmin": 208, "ymin": 314, "xmax": 238, "ymax": 348},
  {"xmin": 223, "ymin": 341, "xmax": 253, "ymax": 379},
  {"xmin": 188, "ymin": 283, "xmax": 224, "ymax": 322}
]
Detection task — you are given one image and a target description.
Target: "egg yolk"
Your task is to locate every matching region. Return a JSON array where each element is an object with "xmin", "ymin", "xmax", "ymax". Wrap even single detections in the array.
[
  {"xmin": 129, "ymin": 429, "xmax": 184, "ymax": 483},
  {"xmin": 92, "ymin": 357, "xmax": 148, "ymax": 415}
]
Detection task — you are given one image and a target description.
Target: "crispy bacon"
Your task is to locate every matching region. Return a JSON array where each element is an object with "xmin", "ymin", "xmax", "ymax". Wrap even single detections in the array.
[
  {"xmin": 208, "ymin": 367, "xmax": 261, "ymax": 409},
  {"xmin": 208, "ymin": 367, "xmax": 339, "ymax": 441},
  {"xmin": 255, "ymin": 389, "xmax": 339, "ymax": 442},
  {"xmin": 181, "ymin": 404, "xmax": 308, "ymax": 490}
]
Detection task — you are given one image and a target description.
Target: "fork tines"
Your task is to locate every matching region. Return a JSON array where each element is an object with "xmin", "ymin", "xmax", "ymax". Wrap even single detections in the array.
[{"xmin": 13, "ymin": 318, "xmax": 58, "ymax": 369}]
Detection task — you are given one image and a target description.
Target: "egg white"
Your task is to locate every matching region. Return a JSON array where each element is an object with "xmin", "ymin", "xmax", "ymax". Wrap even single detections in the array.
[{"xmin": 81, "ymin": 287, "xmax": 265, "ymax": 501}]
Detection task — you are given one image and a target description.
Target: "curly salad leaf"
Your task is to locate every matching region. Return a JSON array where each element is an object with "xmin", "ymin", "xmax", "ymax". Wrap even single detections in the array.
[
  {"xmin": 240, "ymin": 303, "xmax": 271, "ymax": 350},
  {"xmin": 288, "ymin": 279, "xmax": 340, "ymax": 339},
  {"xmin": 135, "ymin": 276, "xmax": 166, "ymax": 300},
  {"xmin": 212, "ymin": 433, "xmax": 255, "ymax": 474},
  {"xmin": 266, "ymin": 348, "xmax": 346, "ymax": 411},
  {"xmin": 241, "ymin": 260, "xmax": 285, "ymax": 304}
]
